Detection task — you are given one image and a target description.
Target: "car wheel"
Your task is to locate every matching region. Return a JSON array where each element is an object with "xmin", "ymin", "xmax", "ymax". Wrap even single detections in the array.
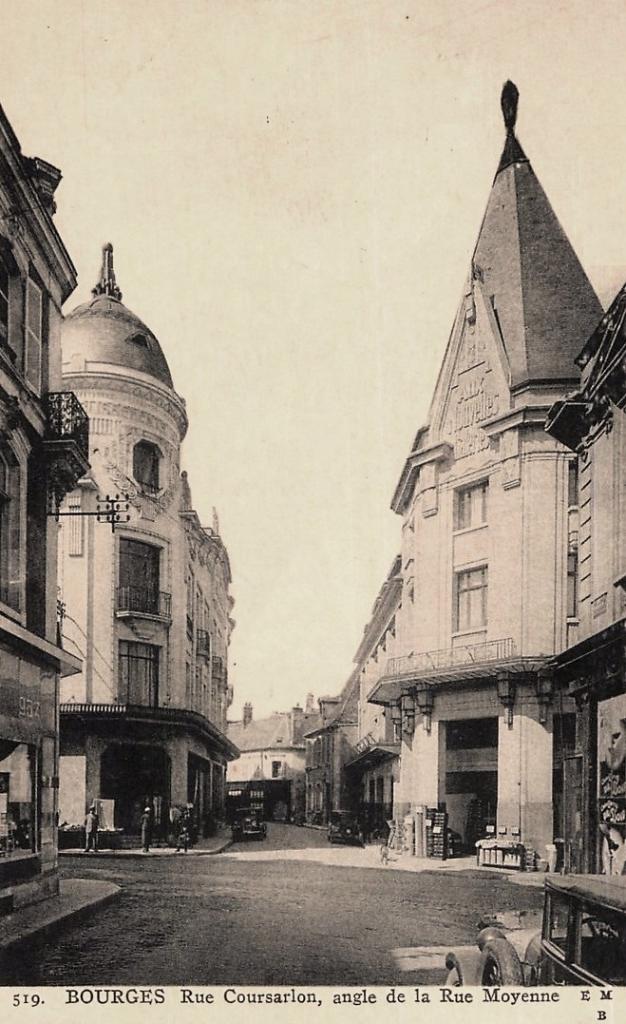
[
  {"xmin": 480, "ymin": 939, "xmax": 524, "ymax": 986},
  {"xmin": 445, "ymin": 965, "xmax": 463, "ymax": 987}
]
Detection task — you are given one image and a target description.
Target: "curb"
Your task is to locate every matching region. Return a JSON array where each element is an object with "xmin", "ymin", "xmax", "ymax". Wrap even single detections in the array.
[
  {"xmin": 0, "ymin": 880, "xmax": 121, "ymax": 955},
  {"xmin": 59, "ymin": 837, "xmax": 233, "ymax": 859}
]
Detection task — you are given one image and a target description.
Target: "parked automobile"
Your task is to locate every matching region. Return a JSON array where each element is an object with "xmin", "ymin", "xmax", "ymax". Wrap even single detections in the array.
[
  {"xmin": 327, "ymin": 811, "xmax": 364, "ymax": 846},
  {"xmin": 444, "ymin": 874, "xmax": 626, "ymax": 986},
  {"xmin": 231, "ymin": 808, "xmax": 267, "ymax": 841}
]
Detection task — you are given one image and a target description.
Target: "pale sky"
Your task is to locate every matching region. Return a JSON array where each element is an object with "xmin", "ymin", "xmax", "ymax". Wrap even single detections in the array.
[{"xmin": 3, "ymin": 1, "xmax": 626, "ymax": 717}]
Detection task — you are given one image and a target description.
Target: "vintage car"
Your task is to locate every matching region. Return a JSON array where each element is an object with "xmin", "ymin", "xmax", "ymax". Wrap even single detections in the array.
[
  {"xmin": 444, "ymin": 874, "xmax": 626, "ymax": 986},
  {"xmin": 230, "ymin": 808, "xmax": 267, "ymax": 841},
  {"xmin": 327, "ymin": 811, "xmax": 364, "ymax": 846}
]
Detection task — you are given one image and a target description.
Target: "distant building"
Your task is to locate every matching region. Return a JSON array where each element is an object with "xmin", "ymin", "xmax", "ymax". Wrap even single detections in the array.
[
  {"xmin": 0, "ymin": 104, "xmax": 87, "ymax": 909},
  {"xmin": 57, "ymin": 246, "xmax": 237, "ymax": 844},
  {"xmin": 227, "ymin": 697, "xmax": 320, "ymax": 820},
  {"xmin": 344, "ymin": 556, "xmax": 402, "ymax": 836},
  {"xmin": 304, "ymin": 683, "xmax": 359, "ymax": 824}
]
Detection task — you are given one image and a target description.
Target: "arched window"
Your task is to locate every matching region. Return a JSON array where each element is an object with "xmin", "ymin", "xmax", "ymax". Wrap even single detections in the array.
[
  {"xmin": 0, "ymin": 448, "xmax": 21, "ymax": 611},
  {"xmin": 133, "ymin": 440, "xmax": 160, "ymax": 494}
]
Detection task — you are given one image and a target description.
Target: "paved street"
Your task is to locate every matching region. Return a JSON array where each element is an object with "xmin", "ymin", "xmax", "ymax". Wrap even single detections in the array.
[{"xmin": 3, "ymin": 825, "xmax": 543, "ymax": 986}]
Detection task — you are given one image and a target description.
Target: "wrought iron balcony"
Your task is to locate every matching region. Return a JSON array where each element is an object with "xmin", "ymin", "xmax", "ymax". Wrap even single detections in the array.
[
  {"xmin": 116, "ymin": 586, "xmax": 171, "ymax": 621},
  {"xmin": 196, "ymin": 629, "xmax": 211, "ymax": 660},
  {"xmin": 45, "ymin": 391, "xmax": 89, "ymax": 459},
  {"xmin": 369, "ymin": 637, "xmax": 548, "ymax": 706},
  {"xmin": 386, "ymin": 637, "xmax": 517, "ymax": 680},
  {"xmin": 43, "ymin": 391, "xmax": 90, "ymax": 508}
]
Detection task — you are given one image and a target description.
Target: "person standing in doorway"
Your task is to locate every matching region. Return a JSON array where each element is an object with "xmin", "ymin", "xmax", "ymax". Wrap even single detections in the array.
[
  {"xmin": 141, "ymin": 805, "xmax": 152, "ymax": 853},
  {"xmin": 84, "ymin": 804, "xmax": 99, "ymax": 853}
]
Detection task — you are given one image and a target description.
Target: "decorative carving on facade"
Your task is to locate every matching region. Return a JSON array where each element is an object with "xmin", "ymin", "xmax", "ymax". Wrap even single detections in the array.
[{"xmin": 444, "ymin": 330, "xmax": 501, "ymax": 461}]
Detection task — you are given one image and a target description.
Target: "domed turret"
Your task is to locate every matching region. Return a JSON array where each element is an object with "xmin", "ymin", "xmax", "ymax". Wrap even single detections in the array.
[{"xmin": 62, "ymin": 244, "xmax": 174, "ymax": 389}]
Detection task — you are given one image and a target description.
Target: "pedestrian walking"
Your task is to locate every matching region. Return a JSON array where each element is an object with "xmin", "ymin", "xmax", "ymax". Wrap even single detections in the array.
[
  {"xmin": 140, "ymin": 805, "xmax": 152, "ymax": 853},
  {"xmin": 84, "ymin": 804, "xmax": 99, "ymax": 853}
]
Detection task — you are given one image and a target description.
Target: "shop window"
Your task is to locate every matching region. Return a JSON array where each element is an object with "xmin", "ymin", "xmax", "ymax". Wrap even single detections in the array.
[
  {"xmin": 0, "ymin": 742, "xmax": 37, "ymax": 859},
  {"xmin": 454, "ymin": 480, "xmax": 488, "ymax": 531},
  {"xmin": 0, "ymin": 448, "xmax": 21, "ymax": 611},
  {"xmin": 454, "ymin": 565, "xmax": 488, "ymax": 632},
  {"xmin": 119, "ymin": 641, "xmax": 159, "ymax": 706},
  {"xmin": 24, "ymin": 278, "xmax": 43, "ymax": 393},
  {"xmin": 133, "ymin": 440, "xmax": 160, "ymax": 494}
]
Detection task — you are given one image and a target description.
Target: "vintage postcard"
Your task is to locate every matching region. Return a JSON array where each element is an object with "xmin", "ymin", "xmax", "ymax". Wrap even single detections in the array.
[{"xmin": 0, "ymin": 1, "xmax": 625, "ymax": 1022}]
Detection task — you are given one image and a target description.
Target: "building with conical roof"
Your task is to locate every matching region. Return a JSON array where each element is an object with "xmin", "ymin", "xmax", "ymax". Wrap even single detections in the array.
[
  {"xmin": 368, "ymin": 83, "xmax": 602, "ymax": 866},
  {"xmin": 57, "ymin": 246, "xmax": 238, "ymax": 847}
]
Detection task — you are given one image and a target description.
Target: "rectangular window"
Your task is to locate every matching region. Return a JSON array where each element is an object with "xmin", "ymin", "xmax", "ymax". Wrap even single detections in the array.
[
  {"xmin": 454, "ymin": 480, "xmax": 488, "ymax": 531},
  {"xmin": 119, "ymin": 538, "xmax": 160, "ymax": 614},
  {"xmin": 454, "ymin": 566, "xmax": 488, "ymax": 632},
  {"xmin": 24, "ymin": 279, "xmax": 43, "ymax": 393},
  {"xmin": 68, "ymin": 495, "xmax": 83, "ymax": 556},
  {"xmin": 568, "ymin": 459, "xmax": 579, "ymax": 508},
  {"xmin": 271, "ymin": 761, "xmax": 282, "ymax": 779},
  {"xmin": 119, "ymin": 641, "xmax": 159, "ymax": 706},
  {"xmin": 0, "ymin": 450, "xmax": 21, "ymax": 611}
]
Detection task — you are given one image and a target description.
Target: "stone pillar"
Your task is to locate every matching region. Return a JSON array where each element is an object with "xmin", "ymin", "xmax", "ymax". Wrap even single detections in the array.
[
  {"xmin": 84, "ymin": 735, "xmax": 103, "ymax": 811},
  {"xmin": 168, "ymin": 738, "xmax": 188, "ymax": 807},
  {"xmin": 413, "ymin": 717, "xmax": 441, "ymax": 810},
  {"xmin": 497, "ymin": 702, "xmax": 553, "ymax": 856}
]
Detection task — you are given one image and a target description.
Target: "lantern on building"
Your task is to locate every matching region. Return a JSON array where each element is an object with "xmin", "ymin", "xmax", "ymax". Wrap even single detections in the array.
[
  {"xmin": 390, "ymin": 701, "xmax": 402, "ymax": 741},
  {"xmin": 400, "ymin": 692, "xmax": 415, "ymax": 736},
  {"xmin": 534, "ymin": 666, "xmax": 554, "ymax": 725},
  {"xmin": 415, "ymin": 685, "xmax": 434, "ymax": 734},
  {"xmin": 496, "ymin": 670, "xmax": 516, "ymax": 728}
]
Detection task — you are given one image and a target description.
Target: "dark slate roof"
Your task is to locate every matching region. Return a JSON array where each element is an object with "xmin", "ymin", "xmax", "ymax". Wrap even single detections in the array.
[
  {"xmin": 473, "ymin": 111, "xmax": 602, "ymax": 390},
  {"xmin": 228, "ymin": 710, "xmax": 321, "ymax": 752}
]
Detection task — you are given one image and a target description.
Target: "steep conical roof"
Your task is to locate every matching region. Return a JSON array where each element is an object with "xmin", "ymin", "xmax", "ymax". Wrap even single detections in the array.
[{"xmin": 472, "ymin": 81, "xmax": 602, "ymax": 389}]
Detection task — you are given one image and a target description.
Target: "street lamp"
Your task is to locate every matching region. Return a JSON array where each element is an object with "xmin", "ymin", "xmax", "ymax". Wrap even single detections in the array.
[
  {"xmin": 496, "ymin": 670, "xmax": 516, "ymax": 728},
  {"xmin": 400, "ymin": 692, "xmax": 415, "ymax": 736},
  {"xmin": 535, "ymin": 666, "xmax": 554, "ymax": 725},
  {"xmin": 415, "ymin": 686, "xmax": 434, "ymax": 734},
  {"xmin": 390, "ymin": 701, "xmax": 402, "ymax": 741}
]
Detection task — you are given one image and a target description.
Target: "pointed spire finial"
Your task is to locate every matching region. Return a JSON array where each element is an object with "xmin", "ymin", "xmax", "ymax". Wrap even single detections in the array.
[
  {"xmin": 501, "ymin": 80, "xmax": 519, "ymax": 134},
  {"xmin": 92, "ymin": 242, "xmax": 122, "ymax": 301}
]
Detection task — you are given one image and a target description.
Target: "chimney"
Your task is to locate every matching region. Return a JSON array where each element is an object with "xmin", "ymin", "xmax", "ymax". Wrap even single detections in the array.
[
  {"xmin": 305, "ymin": 692, "xmax": 315, "ymax": 715},
  {"xmin": 291, "ymin": 704, "xmax": 303, "ymax": 744},
  {"xmin": 243, "ymin": 702, "xmax": 253, "ymax": 728}
]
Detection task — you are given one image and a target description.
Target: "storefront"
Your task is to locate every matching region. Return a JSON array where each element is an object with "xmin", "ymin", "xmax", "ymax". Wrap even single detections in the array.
[
  {"xmin": 553, "ymin": 618, "xmax": 626, "ymax": 874},
  {"xmin": 344, "ymin": 742, "xmax": 399, "ymax": 838},
  {"xmin": 0, "ymin": 635, "xmax": 80, "ymax": 912}
]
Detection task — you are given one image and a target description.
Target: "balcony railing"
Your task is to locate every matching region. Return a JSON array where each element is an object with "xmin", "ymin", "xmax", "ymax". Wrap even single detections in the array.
[
  {"xmin": 116, "ymin": 586, "xmax": 171, "ymax": 620},
  {"xmin": 385, "ymin": 637, "xmax": 517, "ymax": 681},
  {"xmin": 196, "ymin": 629, "xmax": 211, "ymax": 659},
  {"xmin": 44, "ymin": 391, "xmax": 89, "ymax": 463}
]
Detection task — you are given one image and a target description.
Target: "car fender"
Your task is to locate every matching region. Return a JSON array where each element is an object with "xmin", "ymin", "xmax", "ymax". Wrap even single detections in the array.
[{"xmin": 444, "ymin": 947, "xmax": 486, "ymax": 986}]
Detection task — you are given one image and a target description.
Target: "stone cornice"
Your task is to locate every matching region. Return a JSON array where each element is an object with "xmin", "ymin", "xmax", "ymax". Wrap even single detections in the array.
[
  {"xmin": 61, "ymin": 370, "xmax": 188, "ymax": 440},
  {"xmin": 391, "ymin": 441, "xmax": 453, "ymax": 515}
]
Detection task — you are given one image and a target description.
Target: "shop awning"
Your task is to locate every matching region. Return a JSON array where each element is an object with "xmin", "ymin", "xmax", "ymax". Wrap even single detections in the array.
[{"xmin": 344, "ymin": 743, "xmax": 400, "ymax": 773}]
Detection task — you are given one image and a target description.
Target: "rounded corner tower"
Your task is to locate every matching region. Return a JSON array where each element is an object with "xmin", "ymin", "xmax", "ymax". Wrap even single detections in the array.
[{"xmin": 58, "ymin": 244, "xmax": 236, "ymax": 844}]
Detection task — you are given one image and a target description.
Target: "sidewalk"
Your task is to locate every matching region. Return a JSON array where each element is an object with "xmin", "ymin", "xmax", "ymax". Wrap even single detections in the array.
[
  {"xmin": 0, "ymin": 879, "xmax": 120, "ymax": 955},
  {"xmin": 59, "ymin": 828, "xmax": 233, "ymax": 859}
]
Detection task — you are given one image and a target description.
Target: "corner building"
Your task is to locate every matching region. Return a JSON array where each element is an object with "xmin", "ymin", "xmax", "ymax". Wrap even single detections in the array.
[
  {"xmin": 369, "ymin": 84, "xmax": 602, "ymax": 862},
  {"xmin": 0, "ymin": 105, "xmax": 87, "ymax": 909},
  {"xmin": 57, "ymin": 247, "xmax": 237, "ymax": 843}
]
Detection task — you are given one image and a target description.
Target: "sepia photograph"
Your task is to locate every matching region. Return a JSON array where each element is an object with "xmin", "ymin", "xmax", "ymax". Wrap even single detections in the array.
[{"xmin": 0, "ymin": 0, "xmax": 626, "ymax": 1012}]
